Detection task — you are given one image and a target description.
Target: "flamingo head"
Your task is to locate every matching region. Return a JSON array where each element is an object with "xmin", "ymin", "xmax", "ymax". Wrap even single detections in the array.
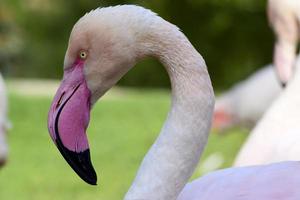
[
  {"xmin": 211, "ymin": 95, "xmax": 237, "ymax": 133},
  {"xmin": 267, "ymin": 0, "xmax": 299, "ymax": 87},
  {"xmin": 211, "ymin": 104, "xmax": 235, "ymax": 133},
  {"xmin": 47, "ymin": 6, "xmax": 157, "ymax": 185},
  {"xmin": 212, "ymin": 109, "xmax": 233, "ymax": 132}
]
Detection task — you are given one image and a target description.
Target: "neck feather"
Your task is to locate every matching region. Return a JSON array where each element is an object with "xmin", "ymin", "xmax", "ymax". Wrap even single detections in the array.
[{"xmin": 125, "ymin": 21, "xmax": 215, "ymax": 199}]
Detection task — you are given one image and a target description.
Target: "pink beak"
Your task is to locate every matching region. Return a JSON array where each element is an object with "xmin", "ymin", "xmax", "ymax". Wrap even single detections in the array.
[
  {"xmin": 48, "ymin": 61, "xmax": 97, "ymax": 185},
  {"xmin": 274, "ymin": 42, "xmax": 296, "ymax": 88}
]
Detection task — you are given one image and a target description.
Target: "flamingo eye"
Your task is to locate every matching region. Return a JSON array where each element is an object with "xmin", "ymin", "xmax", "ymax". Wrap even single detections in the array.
[{"xmin": 79, "ymin": 51, "xmax": 88, "ymax": 60}]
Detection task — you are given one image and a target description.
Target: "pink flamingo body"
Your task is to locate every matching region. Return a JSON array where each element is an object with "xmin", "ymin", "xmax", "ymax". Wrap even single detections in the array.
[{"xmin": 179, "ymin": 161, "xmax": 300, "ymax": 200}]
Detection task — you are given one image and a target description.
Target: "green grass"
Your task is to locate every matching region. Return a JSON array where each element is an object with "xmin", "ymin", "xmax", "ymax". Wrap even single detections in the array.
[{"xmin": 0, "ymin": 88, "xmax": 248, "ymax": 200}]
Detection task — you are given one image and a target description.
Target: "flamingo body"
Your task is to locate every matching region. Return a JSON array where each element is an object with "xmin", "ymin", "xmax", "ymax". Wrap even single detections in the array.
[{"xmin": 179, "ymin": 161, "xmax": 300, "ymax": 200}]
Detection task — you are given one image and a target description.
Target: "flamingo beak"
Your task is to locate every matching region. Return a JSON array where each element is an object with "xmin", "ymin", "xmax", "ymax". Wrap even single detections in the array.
[
  {"xmin": 48, "ymin": 62, "xmax": 97, "ymax": 185},
  {"xmin": 274, "ymin": 41, "xmax": 296, "ymax": 88}
]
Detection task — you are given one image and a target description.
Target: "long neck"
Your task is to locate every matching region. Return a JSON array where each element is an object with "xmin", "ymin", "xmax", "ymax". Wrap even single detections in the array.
[{"xmin": 125, "ymin": 21, "xmax": 215, "ymax": 200}]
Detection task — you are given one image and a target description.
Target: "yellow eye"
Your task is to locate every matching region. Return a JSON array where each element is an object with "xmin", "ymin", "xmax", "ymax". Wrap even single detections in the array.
[{"xmin": 79, "ymin": 51, "xmax": 88, "ymax": 59}]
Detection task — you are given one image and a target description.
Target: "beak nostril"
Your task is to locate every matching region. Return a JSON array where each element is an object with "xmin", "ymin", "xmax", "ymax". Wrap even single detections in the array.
[{"xmin": 56, "ymin": 92, "xmax": 66, "ymax": 109}]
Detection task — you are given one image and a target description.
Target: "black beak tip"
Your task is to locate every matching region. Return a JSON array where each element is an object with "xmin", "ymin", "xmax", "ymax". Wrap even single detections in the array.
[
  {"xmin": 281, "ymin": 82, "xmax": 286, "ymax": 88},
  {"xmin": 55, "ymin": 139, "xmax": 98, "ymax": 186}
]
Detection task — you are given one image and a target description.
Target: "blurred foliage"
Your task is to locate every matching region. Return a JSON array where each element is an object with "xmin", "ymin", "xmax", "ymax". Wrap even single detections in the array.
[{"xmin": 0, "ymin": 0, "xmax": 274, "ymax": 89}]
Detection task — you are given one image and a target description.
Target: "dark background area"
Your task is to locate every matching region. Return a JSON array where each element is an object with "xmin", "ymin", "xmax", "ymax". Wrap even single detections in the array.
[{"xmin": 0, "ymin": 0, "xmax": 274, "ymax": 90}]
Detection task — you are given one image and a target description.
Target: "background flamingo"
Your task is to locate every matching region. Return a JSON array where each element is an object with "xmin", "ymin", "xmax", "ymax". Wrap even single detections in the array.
[
  {"xmin": 234, "ymin": 60, "xmax": 300, "ymax": 165},
  {"xmin": 47, "ymin": 5, "xmax": 300, "ymax": 199},
  {"xmin": 213, "ymin": 65, "xmax": 282, "ymax": 132},
  {"xmin": 268, "ymin": 0, "xmax": 300, "ymax": 86},
  {"xmin": 0, "ymin": 73, "xmax": 9, "ymax": 167},
  {"xmin": 233, "ymin": 0, "xmax": 300, "ymax": 167}
]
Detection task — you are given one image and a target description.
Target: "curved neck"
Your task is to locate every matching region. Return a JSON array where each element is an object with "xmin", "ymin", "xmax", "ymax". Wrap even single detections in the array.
[{"xmin": 125, "ymin": 21, "xmax": 215, "ymax": 199}]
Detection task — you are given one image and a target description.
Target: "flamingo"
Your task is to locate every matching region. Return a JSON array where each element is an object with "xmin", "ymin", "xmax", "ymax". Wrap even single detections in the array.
[
  {"xmin": 0, "ymin": 73, "xmax": 9, "ymax": 167},
  {"xmin": 233, "ymin": 0, "xmax": 300, "ymax": 166},
  {"xmin": 268, "ymin": 0, "xmax": 300, "ymax": 86},
  {"xmin": 234, "ymin": 56, "xmax": 300, "ymax": 166},
  {"xmin": 48, "ymin": 5, "xmax": 300, "ymax": 199},
  {"xmin": 213, "ymin": 65, "xmax": 282, "ymax": 132}
]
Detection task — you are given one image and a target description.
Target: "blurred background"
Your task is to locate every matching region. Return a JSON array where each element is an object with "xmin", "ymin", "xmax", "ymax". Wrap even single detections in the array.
[
  {"xmin": 1, "ymin": 0, "xmax": 274, "ymax": 89},
  {"xmin": 0, "ymin": 0, "xmax": 273, "ymax": 199}
]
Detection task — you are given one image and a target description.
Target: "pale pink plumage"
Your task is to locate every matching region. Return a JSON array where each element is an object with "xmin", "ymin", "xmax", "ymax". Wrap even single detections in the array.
[{"xmin": 179, "ymin": 162, "xmax": 300, "ymax": 200}]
